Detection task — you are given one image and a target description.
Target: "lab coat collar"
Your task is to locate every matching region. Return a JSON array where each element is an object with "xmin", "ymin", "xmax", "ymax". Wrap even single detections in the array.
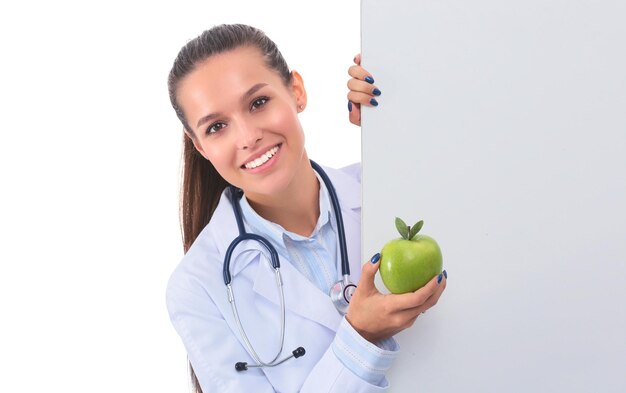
[{"xmin": 323, "ymin": 163, "xmax": 361, "ymax": 211}]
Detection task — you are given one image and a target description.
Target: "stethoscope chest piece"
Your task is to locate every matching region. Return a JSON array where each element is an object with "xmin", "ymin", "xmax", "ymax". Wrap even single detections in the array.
[{"xmin": 329, "ymin": 278, "xmax": 357, "ymax": 315}]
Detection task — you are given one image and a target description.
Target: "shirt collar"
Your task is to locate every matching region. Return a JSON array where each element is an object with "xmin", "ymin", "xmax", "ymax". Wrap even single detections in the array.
[{"xmin": 239, "ymin": 171, "xmax": 334, "ymax": 253}]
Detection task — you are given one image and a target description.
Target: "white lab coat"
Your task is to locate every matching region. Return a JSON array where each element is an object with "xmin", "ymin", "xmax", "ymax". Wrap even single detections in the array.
[{"xmin": 166, "ymin": 163, "xmax": 391, "ymax": 392}]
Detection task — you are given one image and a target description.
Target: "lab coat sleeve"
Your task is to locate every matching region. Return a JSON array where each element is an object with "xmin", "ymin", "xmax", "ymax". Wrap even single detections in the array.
[
  {"xmin": 299, "ymin": 321, "xmax": 399, "ymax": 393},
  {"xmin": 330, "ymin": 317, "xmax": 399, "ymax": 385},
  {"xmin": 300, "ymin": 334, "xmax": 393, "ymax": 393}
]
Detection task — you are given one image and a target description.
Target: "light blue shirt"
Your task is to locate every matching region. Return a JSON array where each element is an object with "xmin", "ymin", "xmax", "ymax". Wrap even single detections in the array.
[{"xmin": 239, "ymin": 173, "xmax": 398, "ymax": 385}]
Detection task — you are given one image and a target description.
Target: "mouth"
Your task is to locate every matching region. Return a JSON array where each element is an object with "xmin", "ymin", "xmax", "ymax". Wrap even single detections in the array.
[{"xmin": 242, "ymin": 144, "xmax": 281, "ymax": 169}]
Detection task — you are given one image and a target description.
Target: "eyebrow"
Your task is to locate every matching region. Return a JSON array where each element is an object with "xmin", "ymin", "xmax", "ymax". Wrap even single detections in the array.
[{"xmin": 195, "ymin": 83, "xmax": 269, "ymax": 129}]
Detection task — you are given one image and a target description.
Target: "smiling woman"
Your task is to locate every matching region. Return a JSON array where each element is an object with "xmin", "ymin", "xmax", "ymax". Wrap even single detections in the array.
[
  {"xmin": 176, "ymin": 45, "xmax": 313, "ymax": 215},
  {"xmin": 165, "ymin": 24, "xmax": 446, "ymax": 393}
]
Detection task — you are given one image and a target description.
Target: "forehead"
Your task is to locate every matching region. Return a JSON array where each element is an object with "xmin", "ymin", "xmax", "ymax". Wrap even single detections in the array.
[
  {"xmin": 197, "ymin": 45, "xmax": 268, "ymax": 78},
  {"xmin": 177, "ymin": 46, "xmax": 286, "ymax": 126},
  {"xmin": 179, "ymin": 47, "xmax": 276, "ymax": 98}
]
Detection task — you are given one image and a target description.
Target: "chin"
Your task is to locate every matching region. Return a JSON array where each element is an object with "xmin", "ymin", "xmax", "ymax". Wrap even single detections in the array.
[{"xmin": 246, "ymin": 168, "xmax": 297, "ymax": 198}]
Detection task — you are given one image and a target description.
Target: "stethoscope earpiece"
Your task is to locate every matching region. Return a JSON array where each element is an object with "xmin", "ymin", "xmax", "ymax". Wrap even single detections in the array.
[
  {"xmin": 292, "ymin": 346, "xmax": 306, "ymax": 358},
  {"xmin": 234, "ymin": 347, "xmax": 306, "ymax": 372}
]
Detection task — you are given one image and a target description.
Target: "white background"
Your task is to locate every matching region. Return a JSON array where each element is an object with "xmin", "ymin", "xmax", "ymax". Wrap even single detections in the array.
[{"xmin": 0, "ymin": 1, "xmax": 361, "ymax": 391}]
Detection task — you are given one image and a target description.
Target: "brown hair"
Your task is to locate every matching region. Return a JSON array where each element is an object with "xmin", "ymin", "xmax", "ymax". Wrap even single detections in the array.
[{"xmin": 167, "ymin": 24, "xmax": 292, "ymax": 392}]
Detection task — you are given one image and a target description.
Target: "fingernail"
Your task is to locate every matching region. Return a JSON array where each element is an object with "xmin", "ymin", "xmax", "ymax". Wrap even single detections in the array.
[
  {"xmin": 372, "ymin": 88, "xmax": 381, "ymax": 96},
  {"xmin": 348, "ymin": 101, "xmax": 353, "ymax": 112},
  {"xmin": 371, "ymin": 253, "xmax": 380, "ymax": 264},
  {"xmin": 443, "ymin": 270, "xmax": 448, "ymax": 279},
  {"xmin": 437, "ymin": 273, "xmax": 443, "ymax": 284},
  {"xmin": 365, "ymin": 75, "xmax": 375, "ymax": 84},
  {"xmin": 370, "ymin": 98, "xmax": 378, "ymax": 107}
]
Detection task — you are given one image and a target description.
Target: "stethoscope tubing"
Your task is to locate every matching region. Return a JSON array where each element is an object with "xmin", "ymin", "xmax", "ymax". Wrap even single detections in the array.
[
  {"xmin": 309, "ymin": 160, "xmax": 350, "ymax": 277},
  {"xmin": 223, "ymin": 160, "xmax": 350, "ymax": 285},
  {"xmin": 226, "ymin": 266, "xmax": 286, "ymax": 366},
  {"xmin": 221, "ymin": 160, "xmax": 353, "ymax": 370}
]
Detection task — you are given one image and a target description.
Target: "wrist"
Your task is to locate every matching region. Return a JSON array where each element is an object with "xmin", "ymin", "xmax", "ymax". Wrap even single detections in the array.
[{"xmin": 345, "ymin": 314, "xmax": 378, "ymax": 343}]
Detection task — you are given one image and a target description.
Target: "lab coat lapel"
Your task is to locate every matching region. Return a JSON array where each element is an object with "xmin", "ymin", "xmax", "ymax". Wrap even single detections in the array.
[{"xmin": 252, "ymin": 252, "xmax": 342, "ymax": 332}]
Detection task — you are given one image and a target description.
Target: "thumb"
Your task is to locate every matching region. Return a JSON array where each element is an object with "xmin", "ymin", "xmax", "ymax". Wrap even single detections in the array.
[{"xmin": 358, "ymin": 252, "xmax": 381, "ymax": 293}]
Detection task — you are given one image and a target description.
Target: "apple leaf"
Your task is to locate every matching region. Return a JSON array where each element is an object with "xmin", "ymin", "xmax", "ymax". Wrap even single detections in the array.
[
  {"xmin": 409, "ymin": 220, "xmax": 424, "ymax": 240},
  {"xmin": 395, "ymin": 217, "xmax": 409, "ymax": 239}
]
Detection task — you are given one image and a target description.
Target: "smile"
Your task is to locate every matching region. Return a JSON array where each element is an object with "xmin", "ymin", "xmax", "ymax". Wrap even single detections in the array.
[{"xmin": 243, "ymin": 145, "xmax": 281, "ymax": 169}]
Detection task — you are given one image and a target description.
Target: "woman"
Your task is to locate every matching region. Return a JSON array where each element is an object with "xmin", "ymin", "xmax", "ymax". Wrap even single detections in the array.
[{"xmin": 166, "ymin": 24, "xmax": 447, "ymax": 392}]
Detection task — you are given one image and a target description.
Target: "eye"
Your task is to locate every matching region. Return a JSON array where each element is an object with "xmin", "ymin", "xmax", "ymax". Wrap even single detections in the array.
[
  {"xmin": 206, "ymin": 121, "xmax": 226, "ymax": 135},
  {"xmin": 251, "ymin": 96, "xmax": 269, "ymax": 111}
]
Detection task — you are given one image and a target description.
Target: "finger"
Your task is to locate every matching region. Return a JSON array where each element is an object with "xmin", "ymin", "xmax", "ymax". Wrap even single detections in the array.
[
  {"xmin": 354, "ymin": 53, "xmax": 361, "ymax": 65},
  {"xmin": 386, "ymin": 304, "xmax": 425, "ymax": 332},
  {"xmin": 397, "ymin": 286, "xmax": 445, "ymax": 322},
  {"xmin": 421, "ymin": 272, "xmax": 447, "ymax": 312},
  {"xmin": 394, "ymin": 307, "xmax": 425, "ymax": 331},
  {"xmin": 348, "ymin": 65, "xmax": 375, "ymax": 83},
  {"xmin": 394, "ymin": 273, "xmax": 448, "ymax": 322},
  {"xmin": 349, "ymin": 101, "xmax": 361, "ymax": 126},
  {"xmin": 392, "ymin": 272, "xmax": 444, "ymax": 310},
  {"xmin": 347, "ymin": 79, "xmax": 381, "ymax": 97},
  {"xmin": 347, "ymin": 91, "xmax": 379, "ymax": 107},
  {"xmin": 356, "ymin": 253, "xmax": 381, "ymax": 294}
]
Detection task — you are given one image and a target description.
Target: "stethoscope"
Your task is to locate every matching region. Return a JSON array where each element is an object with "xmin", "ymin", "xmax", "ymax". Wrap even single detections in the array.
[{"xmin": 223, "ymin": 160, "xmax": 356, "ymax": 372}]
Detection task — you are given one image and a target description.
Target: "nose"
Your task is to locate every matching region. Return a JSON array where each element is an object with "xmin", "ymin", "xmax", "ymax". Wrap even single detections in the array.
[{"xmin": 235, "ymin": 120, "xmax": 263, "ymax": 150}]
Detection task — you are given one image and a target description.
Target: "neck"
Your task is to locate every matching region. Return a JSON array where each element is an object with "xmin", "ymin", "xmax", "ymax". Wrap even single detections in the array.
[{"xmin": 246, "ymin": 156, "xmax": 320, "ymax": 237}]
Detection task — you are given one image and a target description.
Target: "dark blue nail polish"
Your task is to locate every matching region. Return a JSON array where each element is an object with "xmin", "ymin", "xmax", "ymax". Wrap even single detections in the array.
[
  {"xmin": 443, "ymin": 270, "xmax": 447, "ymax": 279},
  {"xmin": 348, "ymin": 101, "xmax": 353, "ymax": 112},
  {"xmin": 371, "ymin": 253, "xmax": 380, "ymax": 264},
  {"xmin": 437, "ymin": 273, "xmax": 443, "ymax": 284},
  {"xmin": 370, "ymin": 98, "xmax": 378, "ymax": 107},
  {"xmin": 372, "ymin": 88, "xmax": 381, "ymax": 96},
  {"xmin": 365, "ymin": 76, "xmax": 375, "ymax": 84}
]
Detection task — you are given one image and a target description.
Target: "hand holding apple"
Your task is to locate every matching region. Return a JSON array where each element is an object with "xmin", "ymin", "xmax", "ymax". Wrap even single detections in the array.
[
  {"xmin": 379, "ymin": 218, "xmax": 443, "ymax": 294},
  {"xmin": 346, "ymin": 253, "xmax": 447, "ymax": 343}
]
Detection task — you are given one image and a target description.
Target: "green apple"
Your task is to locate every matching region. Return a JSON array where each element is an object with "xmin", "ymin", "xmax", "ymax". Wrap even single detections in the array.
[{"xmin": 379, "ymin": 218, "xmax": 443, "ymax": 294}]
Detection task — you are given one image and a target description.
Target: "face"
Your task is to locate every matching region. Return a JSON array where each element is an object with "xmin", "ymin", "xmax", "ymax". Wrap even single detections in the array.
[{"xmin": 176, "ymin": 46, "xmax": 308, "ymax": 199}]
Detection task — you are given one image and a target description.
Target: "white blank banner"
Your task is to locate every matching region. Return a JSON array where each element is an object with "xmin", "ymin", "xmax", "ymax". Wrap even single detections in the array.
[{"xmin": 361, "ymin": 1, "xmax": 626, "ymax": 392}]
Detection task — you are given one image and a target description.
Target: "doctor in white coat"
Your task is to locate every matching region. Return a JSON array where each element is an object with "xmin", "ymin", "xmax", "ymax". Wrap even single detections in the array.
[{"xmin": 165, "ymin": 24, "xmax": 447, "ymax": 392}]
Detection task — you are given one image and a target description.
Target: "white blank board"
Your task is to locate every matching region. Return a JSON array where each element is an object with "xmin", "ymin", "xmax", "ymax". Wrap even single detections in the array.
[{"xmin": 361, "ymin": 1, "xmax": 626, "ymax": 392}]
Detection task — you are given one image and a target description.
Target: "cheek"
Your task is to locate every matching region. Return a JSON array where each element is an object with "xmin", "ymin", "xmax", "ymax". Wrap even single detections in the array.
[
  {"xmin": 200, "ymin": 139, "xmax": 231, "ymax": 167},
  {"xmin": 261, "ymin": 104, "xmax": 303, "ymax": 137}
]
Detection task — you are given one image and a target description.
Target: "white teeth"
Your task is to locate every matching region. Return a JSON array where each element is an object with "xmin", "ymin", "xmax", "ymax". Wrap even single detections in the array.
[{"xmin": 244, "ymin": 145, "xmax": 279, "ymax": 169}]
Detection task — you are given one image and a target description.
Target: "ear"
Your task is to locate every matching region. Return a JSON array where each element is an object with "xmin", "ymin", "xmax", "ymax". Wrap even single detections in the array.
[{"xmin": 290, "ymin": 70, "xmax": 308, "ymax": 112}]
